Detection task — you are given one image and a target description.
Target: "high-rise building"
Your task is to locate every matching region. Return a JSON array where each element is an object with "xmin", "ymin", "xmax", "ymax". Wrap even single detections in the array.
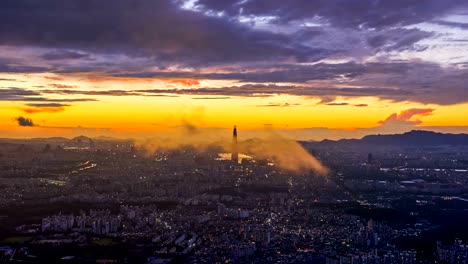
[{"xmin": 232, "ymin": 125, "xmax": 238, "ymax": 162}]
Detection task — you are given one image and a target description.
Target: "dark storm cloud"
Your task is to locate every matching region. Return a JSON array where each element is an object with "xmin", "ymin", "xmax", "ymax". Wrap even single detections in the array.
[
  {"xmin": 195, "ymin": 0, "xmax": 467, "ymax": 29},
  {"xmin": 0, "ymin": 0, "xmax": 329, "ymax": 65},
  {"xmin": 0, "ymin": 87, "xmax": 97, "ymax": 102},
  {"xmin": 113, "ymin": 61, "xmax": 410, "ymax": 83},
  {"xmin": 26, "ymin": 59, "xmax": 467, "ymax": 105},
  {"xmin": 138, "ymin": 84, "xmax": 411, "ymax": 98},
  {"xmin": 40, "ymin": 88, "xmax": 184, "ymax": 98},
  {"xmin": 117, "ymin": 61, "xmax": 468, "ymax": 105},
  {"xmin": 41, "ymin": 50, "xmax": 90, "ymax": 60},
  {"xmin": 15, "ymin": 116, "xmax": 34, "ymax": 126},
  {"xmin": 0, "ymin": 0, "xmax": 466, "ymax": 107},
  {"xmin": 135, "ymin": 76, "xmax": 465, "ymax": 105},
  {"xmin": 8, "ymin": 59, "xmax": 459, "ymax": 105},
  {"xmin": 0, "ymin": 63, "xmax": 50, "ymax": 73},
  {"xmin": 0, "ymin": 87, "xmax": 41, "ymax": 98}
]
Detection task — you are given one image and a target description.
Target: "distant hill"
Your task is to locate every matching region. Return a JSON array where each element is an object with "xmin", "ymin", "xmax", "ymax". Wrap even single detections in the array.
[
  {"xmin": 313, "ymin": 130, "xmax": 468, "ymax": 147},
  {"xmin": 72, "ymin": 135, "xmax": 92, "ymax": 142}
]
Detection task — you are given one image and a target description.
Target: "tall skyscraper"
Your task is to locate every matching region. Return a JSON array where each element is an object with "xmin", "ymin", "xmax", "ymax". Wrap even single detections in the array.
[{"xmin": 232, "ymin": 125, "xmax": 238, "ymax": 162}]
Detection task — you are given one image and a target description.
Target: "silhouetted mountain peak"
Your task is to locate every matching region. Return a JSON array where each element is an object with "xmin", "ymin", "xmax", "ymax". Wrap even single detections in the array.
[{"xmin": 336, "ymin": 130, "xmax": 468, "ymax": 146}]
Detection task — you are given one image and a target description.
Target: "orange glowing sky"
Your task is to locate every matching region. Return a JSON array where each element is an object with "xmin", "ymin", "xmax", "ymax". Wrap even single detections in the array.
[{"xmin": 1, "ymin": 72, "xmax": 467, "ymax": 140}]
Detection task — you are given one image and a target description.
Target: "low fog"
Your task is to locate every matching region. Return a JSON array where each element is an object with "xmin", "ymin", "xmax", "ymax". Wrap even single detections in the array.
[{"xmin": 135, "ymin": 124, "xmax": 328, "ymax": 175}]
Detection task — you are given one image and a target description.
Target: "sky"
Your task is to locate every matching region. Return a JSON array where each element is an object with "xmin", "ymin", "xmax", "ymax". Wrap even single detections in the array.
[{"xmin": 0, "ymin": 0, "xmax": 467, "ymax": 140}]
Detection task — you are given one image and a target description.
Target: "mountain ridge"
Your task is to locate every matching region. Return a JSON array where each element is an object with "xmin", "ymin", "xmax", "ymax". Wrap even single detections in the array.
[{"xmin": 313, "ymin": 130, "xmax": 468, "ymax": 146}]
